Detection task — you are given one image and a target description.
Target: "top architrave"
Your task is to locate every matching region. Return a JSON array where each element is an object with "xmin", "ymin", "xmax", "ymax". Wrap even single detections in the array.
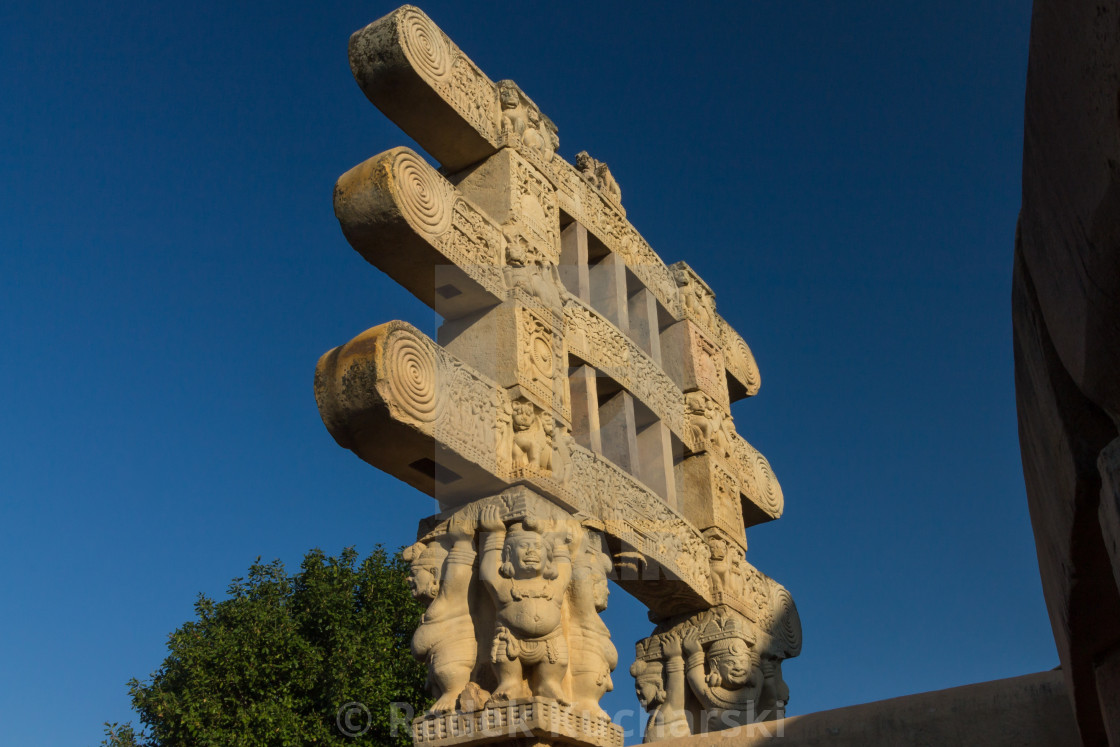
[{"xmin": 345, "ymin": 5, "xmax": 760, "ymax": 400}]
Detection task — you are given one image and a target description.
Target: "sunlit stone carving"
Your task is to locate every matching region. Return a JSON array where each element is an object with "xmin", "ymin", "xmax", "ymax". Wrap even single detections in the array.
[{"xmin": 316, "ymin": 5, "xmax": 799, "ymax": 744}]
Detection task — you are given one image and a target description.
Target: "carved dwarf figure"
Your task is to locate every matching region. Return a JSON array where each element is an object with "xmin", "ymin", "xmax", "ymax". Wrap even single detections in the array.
[
  {"xmin": 682, "ymin": 617, "xmax": 763, "ymax": 731},
  {"xmin": 567, "ymin": 528, "xmax": 618, "ymax": 719},
  {"xmin": 479, "ymin": 506, "xmax": 573, "ymax": 704},
  {"xmin": 404, "ymin": 514, "xmax": 482, "ymax": 713},
  {"xmin": 757, "ymin": 654, "xmax": 791, "ymax": 719},
  {"xmin": 632, "ymin": 636, "xmax": 689, "ymax": 742}
]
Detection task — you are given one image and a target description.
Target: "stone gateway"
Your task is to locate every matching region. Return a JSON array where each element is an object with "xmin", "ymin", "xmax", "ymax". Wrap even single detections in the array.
[{"xmin": 314, "ymin": 6, "xmax": 800, "ymax": 745}]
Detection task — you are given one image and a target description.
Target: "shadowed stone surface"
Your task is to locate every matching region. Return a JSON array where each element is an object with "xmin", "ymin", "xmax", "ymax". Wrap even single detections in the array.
[
  {"xmin": 653, "ymin": 671, "xmax": 1078, "ymax": 747},
  {"xmin": 1015, "ymin": 1, "xmax": 1120, "ymax": 743}
]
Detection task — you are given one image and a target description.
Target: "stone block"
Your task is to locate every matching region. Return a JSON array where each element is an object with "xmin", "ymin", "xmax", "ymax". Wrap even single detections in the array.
[
  {"xmin": 450, "ymin": 147, "xmax": 560, "ymax": 267},
  {"xmin": 439, "ymin": 297, "xmax": 569, "ymax": 424},
  {"xmin": 661, "ymin": 320, "xmax": 729, "ymax": 411},
  {"xmin": 676, "ymin": 453, "xmax": 746, "ymax": 549}
]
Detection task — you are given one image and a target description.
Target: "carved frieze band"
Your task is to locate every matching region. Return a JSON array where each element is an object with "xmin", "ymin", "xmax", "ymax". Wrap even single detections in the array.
[{"xmin": 564, "ymin": 298, "xmax": 685, "ymax": 438}]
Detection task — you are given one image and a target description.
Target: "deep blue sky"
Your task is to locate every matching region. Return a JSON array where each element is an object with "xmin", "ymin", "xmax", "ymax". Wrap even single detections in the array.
[{"xmin": 1, "ymin": 2, "xmax": 1046, "ymax": 745}]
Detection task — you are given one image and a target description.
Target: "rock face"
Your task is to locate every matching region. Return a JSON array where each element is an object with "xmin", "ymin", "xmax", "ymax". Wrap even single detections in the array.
[
  {"xmin": 315, "ymin": 6, "xmax": 799, "ymax": 745},
  {"xmin": 1015, "ymin": 2, "xmax": 1120, "ymax": 744}
]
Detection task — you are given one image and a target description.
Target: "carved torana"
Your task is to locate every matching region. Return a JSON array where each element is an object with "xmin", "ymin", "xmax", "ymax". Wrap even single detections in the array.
[{"xmin": 316, "ymin": 6, "xmax": 800, "ymax": 744}]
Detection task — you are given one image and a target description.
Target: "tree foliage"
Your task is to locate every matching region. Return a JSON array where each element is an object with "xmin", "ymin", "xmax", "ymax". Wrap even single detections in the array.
[{"xmin": 102, "ymin": 547, "xmax": 430, "ymax": 746}]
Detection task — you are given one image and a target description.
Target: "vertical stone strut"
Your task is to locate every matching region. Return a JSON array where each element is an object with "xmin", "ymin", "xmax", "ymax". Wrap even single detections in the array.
[{"xmin": 315, "ymin": 6, "xmax": 800, "ymax": 743}]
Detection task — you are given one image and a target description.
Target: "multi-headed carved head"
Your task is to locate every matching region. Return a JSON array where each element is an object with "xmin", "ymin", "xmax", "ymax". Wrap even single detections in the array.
[{"xmin": 500, "ymin": 520, "xmax": 557, "ymax": 579}]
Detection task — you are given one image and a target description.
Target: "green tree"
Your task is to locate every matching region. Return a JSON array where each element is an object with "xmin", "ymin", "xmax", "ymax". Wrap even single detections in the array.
[{"xmin": 102, "ymin": 546, "xmax": 430, "ymax": 746}]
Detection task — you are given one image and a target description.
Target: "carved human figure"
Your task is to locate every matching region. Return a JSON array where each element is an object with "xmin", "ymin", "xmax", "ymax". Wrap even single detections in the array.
[
  {"xmin": 551, "ymin": 423, "xmax": 574, "ymax": 485},
  {"xmin": 685, "ymin": 391, "xmax": 712, "ymax": 444},
  {"xmin": 404, "ymin": 515, "xmax": 480, "ymax": 713},
  {"xmin": 682, "ymin": 624, "xmax": 763, "ymax": 729},
  {"xmin": 495, "ymin": 395, "xmax": 514, "ymax": 466},
  {"xmin": 479, "ymin": 506, "xmax": 573, "ymax": 704},
  {"xmin": 632, "ymin": 635, "xmax": 689, "ymax": 742},
  {"xmin": 567, "ymin": 528, "xmax": 617, "ymax": 719},
  {"xmin": 674, "ymin": 268, "xmax": 715, "ymax": 329},
  {"xmin": 498, "ymin": 80, "xmax": 527, "ymax": 140}
]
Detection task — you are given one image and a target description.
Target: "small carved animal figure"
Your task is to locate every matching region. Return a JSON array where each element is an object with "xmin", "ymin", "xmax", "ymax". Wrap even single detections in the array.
[
  {"xmin": 511, "ymin": 400, "xmax": 545, "ymax": 467},
  {"xmin": 596, "ymin": 160, "xmax": 621, "ymax": 204},
  {"xmin": 498, "ymin": 80, "xmax": 527, "ymax": 140},
  {"xmin": 545, "ymin": 118, "xmax": 560, "ymax": 161},
  {"xmin": 707, "ymin": 536, "xmax": 730, "ymax": 594},
  {"xmin": 575, "ymin": 151, "xmax": 601, "ymax": 188}
]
